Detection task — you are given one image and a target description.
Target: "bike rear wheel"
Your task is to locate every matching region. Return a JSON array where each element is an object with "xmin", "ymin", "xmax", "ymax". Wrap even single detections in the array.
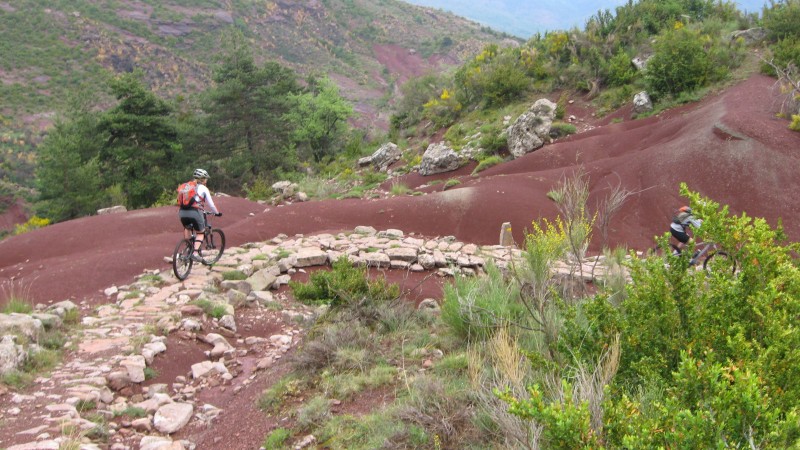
[
  {"xmin": 201, "ymin": 229, "xmax": 226, "ymax": 265},
  {"xmin": 703, "ymin": 251, "xmax": 737, "ymax": 274},
  {"xmin": 173, "ymin": 238, "xmax": 194, "ymax": 280}
]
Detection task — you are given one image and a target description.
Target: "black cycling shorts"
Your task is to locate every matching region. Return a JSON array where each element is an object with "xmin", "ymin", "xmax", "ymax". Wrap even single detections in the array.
[
  {"xmin": 178, "ymin": 208, "xmax": 206, "ymax": 232},
  {"xmin": 670, "ymin": 227, "xmax": 690, "ymax": 244}
]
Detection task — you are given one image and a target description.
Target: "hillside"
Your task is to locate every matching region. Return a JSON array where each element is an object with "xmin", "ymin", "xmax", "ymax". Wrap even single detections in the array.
[
  {"xmin": 0, "ymin": 0, "xmax": 516, "ymax": 188},
  {"xmin": 1, "ymin": 71, "xmax": 799, "ymax": 449}
]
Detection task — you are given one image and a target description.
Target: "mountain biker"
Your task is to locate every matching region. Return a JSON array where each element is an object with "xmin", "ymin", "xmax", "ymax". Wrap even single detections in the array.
[
  {"xmin": 670, "ymin": 206, "xmax": 702, "ymax": 256},
  {"xmin": 178, "ymin": 168, "xmax": 222, "ymax": 262}
]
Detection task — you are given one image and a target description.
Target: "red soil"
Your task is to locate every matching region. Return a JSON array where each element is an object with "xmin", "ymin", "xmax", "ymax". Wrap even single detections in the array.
[
  {"xmin": 1, "ymin": 73, "xmax": 799, "ymax": 448},
  {"xmin": 1, "ymin": 74, "xmax": 798, "ymax": 308}
]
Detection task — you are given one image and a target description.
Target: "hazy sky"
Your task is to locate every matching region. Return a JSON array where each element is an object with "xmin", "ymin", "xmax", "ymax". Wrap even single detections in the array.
[{"xmin": 403, "ymin": 0, "xmax": 769, "ymax": 38}]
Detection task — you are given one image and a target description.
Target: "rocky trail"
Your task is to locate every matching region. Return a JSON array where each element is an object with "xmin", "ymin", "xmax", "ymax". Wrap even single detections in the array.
[{"xmin": 2, "ymin": 225, "xmax": 611, "ymax": 450}]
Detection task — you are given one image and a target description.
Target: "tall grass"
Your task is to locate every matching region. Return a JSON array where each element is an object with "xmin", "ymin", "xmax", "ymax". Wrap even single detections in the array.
[{"xmin": 441, "ymin": 262, "xmax": 523, "ymax": 342}]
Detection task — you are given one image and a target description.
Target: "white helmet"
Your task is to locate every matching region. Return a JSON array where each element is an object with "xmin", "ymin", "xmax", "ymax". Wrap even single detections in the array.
[{"xmin": 193, "ymin": 168, "xmax": 209, "ymax": 179}]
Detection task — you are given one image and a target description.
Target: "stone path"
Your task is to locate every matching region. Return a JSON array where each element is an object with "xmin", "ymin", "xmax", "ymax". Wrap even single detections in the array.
[{"xmin": 1, "ymin": 226, "xmax": 620, "ymax": 449}]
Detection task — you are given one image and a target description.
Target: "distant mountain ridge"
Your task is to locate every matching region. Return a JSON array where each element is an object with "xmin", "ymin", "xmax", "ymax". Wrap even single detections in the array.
[
  {"xmin": 403, "ymin": 0, "xmax": 769, "ymax": 37},
  {"xmin": 0, "ymin": 0, "xmax": 513, "ymax": 139}
]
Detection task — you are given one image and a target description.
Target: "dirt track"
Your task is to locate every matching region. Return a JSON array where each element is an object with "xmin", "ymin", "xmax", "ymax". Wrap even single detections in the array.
[{"xmin": 1, "ymin": 74, "xmax": 799, "ymax": 307}]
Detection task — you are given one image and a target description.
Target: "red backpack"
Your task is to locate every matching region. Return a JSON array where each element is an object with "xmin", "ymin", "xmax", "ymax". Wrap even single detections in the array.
[{"xmin": 176, "ymin": 181, "xmax": 198, "ymax": 209}]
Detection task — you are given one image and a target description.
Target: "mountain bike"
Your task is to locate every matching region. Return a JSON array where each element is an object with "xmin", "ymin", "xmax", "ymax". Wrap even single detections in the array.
[
  {"xmin": 172, "ymin": 211, "xmax": 226, "ymax": 281},
  {"xmin": 650, "ymin": 240, "xmax": 737, "ymax": 274}
]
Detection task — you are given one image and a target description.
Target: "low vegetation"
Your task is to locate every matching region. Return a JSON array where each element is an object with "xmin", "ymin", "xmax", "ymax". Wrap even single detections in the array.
[
  {"xmin": 0, "ymin": 292, "xmax": 80, "ymax": 389},
  {"xmin": 261, "ymin": 178, "xmax": 800, "ymax": 448}
]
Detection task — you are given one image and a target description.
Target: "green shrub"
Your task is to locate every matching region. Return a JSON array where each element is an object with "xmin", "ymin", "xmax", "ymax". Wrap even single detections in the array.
[
  {"xmin": 389, "ymin": 182, "xmax": 410, "ymax": 195},
  {"xmin": 263, "ymin": 427, "xmax": 291, "ymax": 449},
  {"xmin": 222, "ymin": 270, "xmax": 248, "ymax": 281},
  {"xmin": 549, "ymin": 122, "xmax": 577, "ymax": 138},
  {"xmin": 472, "ymin": 155, "xmax": 504, "ymax": 175},
  {"xmin": 150, "ymin": 188, "xmax": 176, "ymax": 207},
  {"xmin": 498, "ymin": 381, "xmax": 600, "ymax": 450},
  {"xmin": 362, "ymin": 171, "xmax": 387, "ymax": 187},
  {"xmin": 441, "ymin": 263, "xmax": 523, "ymax": 342},
  {"xmin": 243, "ymin": 176, "xmax": 274, "ymax": 201},
  {"xmin": 114, "ymin": 406, "xmax": 147, "ymax": 418},
  {"xmin": 296, "ymin": 395, "xmax": 332, "ymax": 431},
  {"xmin": 289, "ymin": 257, "xmax": 399, "ymax": 307},
  {"xmin": 646, "ymin": 27, "xmax": 713, "ymax": 98},
  {"xmin": 606, "ymin": 49, "xmax": 637, "ymax": 87},
  {"xmin": 190, "ymin": 299, "xmax": 228, "ymax": 319},
  {"xmin": 2, "ymin": 298, "xmax": 33, "ymax": 314},
  {"xmin": 478, "ymin": 127, "xmax": 507, "ymax": 155},
  {"xmin": 258, "ymin": 376, "xmax": 303, "ymax": 413},
  {"xmin": 763, "ymin": 0, "xmax": 800, "ymax": 41},
  {"xmin": 443, "ymin": 179, "xmax": 461, "ymax": 189},
  {"xmin": 761, "ymin": 37, "xmax": 800, "ymax": 76}
]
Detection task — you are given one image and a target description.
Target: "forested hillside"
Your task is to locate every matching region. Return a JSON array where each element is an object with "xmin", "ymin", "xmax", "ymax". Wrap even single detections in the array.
[
  {"xmin": 0, "ymin": 0, "xmax": 514, "ymax": 218},
  {"xmin": 3, "ymin": 0, "xmax": 799, "ymax": 236}
]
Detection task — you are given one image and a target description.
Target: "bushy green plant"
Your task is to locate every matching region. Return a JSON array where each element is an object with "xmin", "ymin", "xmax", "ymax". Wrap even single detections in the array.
[
  {"xmin": 243, "ymin": 176, "xmax": 274, "ymax": 201},
  {"xmin": 477, "ymin": 126, "xmax": 507, "ymax": 155},
  {"xmin": 296, "ymin": 395, "xmax": 332, "ymax": 431},
  {"xmin": 190, "ymin": 299, "xmax": 228, "ymax": 319},
  {"xmin": 549, "ymin": 122, "xmax": 577, "ymax": 138},
  {"xmin": 361, "ymin": 171, "xmax": 387, "ymax": 187},
  {"xmin": 441, "ymin": 262, "xmax": 523, "ymax": 342},
  {"xmin": 472, "ymin": 155, "xmax": 504, "ymax": 175},
  {"xmin": 454, "ymin": 46, "xmax": 530, "ymax": 108},
  {"xmin": 389, "ymin": 182, "xmax": 410, "ymax": 195},
  {"xmin": 606, "ymin": 50, "xmax": 637, "ymax": 87},
  {"xmin": 763, "ymin": 0, "xmax": 800, "ymax": 41},
  {"xmin": 289, "ymin": 257, "xmax": 399, "ymax": 307},
  {"xmin": 2, "ymin": 298, "xmax": 33, "ymax": 314},
  {"xmin": 263, "ymin": 427, "xmax": 291, "ymax": 449},
  {"xmin": 222, "ymin": 270, "xmax": 248, "ymax": 281},
  {"xmin": 150, "ymin": 188, "xmax": 176, "ymax": 207},
  {"xmin": 646, "ymin": 27, "xmax": 714, "ymax": 98},
  {"xmin": 258, "ymin": 376, "xmax": 303, "ymax": 413},
  {"xmin": 443, "ymin": 179, "xmax": 461, "ymax": 189},
  {"xmin": 498, "ymin": 381, "xmax": 601, "ymax": 450},
  {"xmin": 761, "ymin": 37, "xmax": 800, "ymax": 76}
]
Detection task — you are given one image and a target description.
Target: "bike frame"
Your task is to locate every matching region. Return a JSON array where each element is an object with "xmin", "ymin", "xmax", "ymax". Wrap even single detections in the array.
[{"xmin": 689, "ymin": 242, "xmax": 715, "ymax": 265}]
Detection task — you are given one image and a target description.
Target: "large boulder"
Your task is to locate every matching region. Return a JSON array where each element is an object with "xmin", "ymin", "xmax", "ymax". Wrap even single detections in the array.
[
  {"xmin": 0, "ymin": 313, "xmax": 43, "ymax": 342},
  {"xmin": 358, "ymin": 142, "xmax": 402, "ymax": 172},
  {"xmin": 271, "ymin": 181, "xmax": 298, "ymax": 199},
  {"xmin": 632, "ymin": 54, "xmax": 652, "ymax": 71},
  {"xmin": 154, "ymin": 402, "xmax": 194, "ymax": 434},
  {"xmin": 419, "ymin": 142, "xmax": 461, "ymax": 176},
  {"xmin": 633, "ymin": 91, "xmax": 653, "ymax": 114},
  {"xmin": 730, "ymin": 27, "xmax": 767, "ymax": 45},
  {"xmin": 97, "ymin": 205, "xmax": 127, "ymax": 215},
  {"xmin": 506, "ymin": 98, "xmax": 557, "ymax": 158},
  {"xmin": 0, "ymin": 335, "xmax": 26, "ymax": 375}
]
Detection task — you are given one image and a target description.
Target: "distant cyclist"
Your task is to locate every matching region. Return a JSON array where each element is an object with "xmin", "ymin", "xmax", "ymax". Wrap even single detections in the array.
[
  {"xmin": 178, "ymin": 168, "xmax": 221, "ymax": 261},
  {"xmin": 670, "ymin": 206, "xmax": 702, "ymax": 255}
]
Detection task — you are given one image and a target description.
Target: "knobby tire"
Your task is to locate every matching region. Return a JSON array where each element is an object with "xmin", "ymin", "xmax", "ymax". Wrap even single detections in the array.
[
  {"xmin": 201, "ymin": 229, "xmax": 226, "ymax": 265},
  {"xmin": 703, "ymin": 251, "xmax": 737, "ymax": 274},
  {"xmin": 173, "ymin": 238, "xmax": 194, "ymax": 281}
]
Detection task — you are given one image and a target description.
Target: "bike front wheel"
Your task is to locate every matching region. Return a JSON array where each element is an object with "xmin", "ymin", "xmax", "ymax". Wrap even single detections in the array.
[
  {"xmin": 703, "ymin": 251, "xmax": 737, "ymax": 274},
  {"xmin": 201, "ymin": 229, "xmax": 226, "ymax": 265},
  {"xmin": 173, "ymin": 238, "xmax": 194, "ymax": 280}
]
